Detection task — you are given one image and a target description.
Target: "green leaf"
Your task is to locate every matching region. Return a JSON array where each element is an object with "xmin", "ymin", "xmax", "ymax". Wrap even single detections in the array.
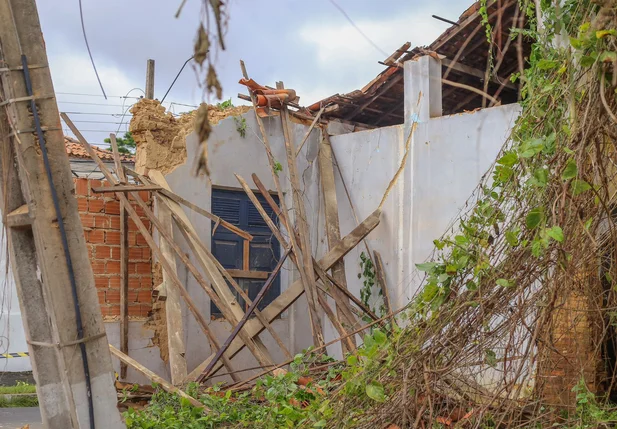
[
  {"xmin": 496, "ymin": 278, "xmax": 511, "ymax": 287},
  {"xmin": 571, "ymin": 179, "xmax": 591, "ymax": 196},
  {"xmin": 570, "ymin": 37, "xmax": 582, "ymax": 49},
  {"xmin": 519, "ymin": 138, "xmax": 544, "ymax": 158},
  {"xmin": 497, "ymin": 151, "xmax": 518, "ymax": 167},
  {"xmin": 505, "ymin": 229, "xmax": 519, "ymax": 247},
  {"xmin": 366, "ymin": 381, "xmax": 385, "ymax": 402},
  {"xmin": 596, "ymin": 29, "xmax": 617, "ymax": 39},
  {"xmin": 346, "ymin": 355, "xmax": 358, "ymax": 366},
  {"xmin": 536, "ymin": 59, "xmax": 559, "ymax": 70},
  {"xmin": 421, "ymin": 283, "xmax": 439, "ymax": 302},
  {"xmin": 546, "ymin": 226, "xmax": 564, "ymax": 242},
  {"xmin": 580, "ymin": 55, "xmax": 596, "ymax": 67},
  {"xmin": 600, "ymin": 51, "xmax": 617, "ymax": 63},
  {"xmin": 562, "ymin": 159, "xmax": 578, "ymax": 180},
  {"xmin": 415, "ymin": 262, "xmax": 438, "ymax": 272},
  {"xmin": 526, "ymin": 207, "xmax": 543, "ymax": 230},
  {"xmin": 529, "ymin": 168, "xmax": 548, "ymax": 187},
  {"xmin": 485, "ymin": 349, "xmax": 497, "ymax": 368},
  {"xmin": 372, "ymin": 329, "xmax": 386, "ymax": 345},
  {"xmin": 584, "ymin": 217, "xmax": 593, "ymax": 230}
]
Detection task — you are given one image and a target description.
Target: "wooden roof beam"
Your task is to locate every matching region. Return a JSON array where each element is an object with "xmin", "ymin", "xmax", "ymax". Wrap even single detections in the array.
[{"xmin": 441, "ymin": 58, "xmax": 516, "ymax": 90}]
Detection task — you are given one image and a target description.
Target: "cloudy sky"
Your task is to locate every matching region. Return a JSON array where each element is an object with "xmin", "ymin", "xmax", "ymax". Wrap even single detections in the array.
[{"xmin": 36, "ymin": 0, "xmax": 471, "ymax": 145}]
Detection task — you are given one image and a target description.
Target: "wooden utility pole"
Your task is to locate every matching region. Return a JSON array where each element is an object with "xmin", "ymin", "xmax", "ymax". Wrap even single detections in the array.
[
  {"xmin": 0, "ymin": 0, "xmax": 124, "ymax": 427},
  {"xmin": 145, "ymin": 59, "xmax": 155, "ymax": 99}
]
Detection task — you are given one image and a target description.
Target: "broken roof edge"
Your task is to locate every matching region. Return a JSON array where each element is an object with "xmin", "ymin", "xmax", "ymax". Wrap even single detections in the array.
[{"xmin": 306, "ymin": 0, "xmax": 527, "ymax": 127}]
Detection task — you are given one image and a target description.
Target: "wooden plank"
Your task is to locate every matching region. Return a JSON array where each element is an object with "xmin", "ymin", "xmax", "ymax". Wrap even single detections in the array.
[
  {"xmin": 62, "ymin": 114, "xmax": 239, "ymax": 380},
  {"xmin": 441, "ymin": 58, "xmax": 516, "ymax": 90},
  {"xmin": 109, "ymin": 345, "xmax": 204, "ymax": 409},
  {"xmin": 295, "ymin": 106, "xmax": 325, "ymax": 157},
  {"xmin": 226, "ymin": 269, "xmax": 269, "ymax": 280},
  {"xmin": 383, "ymin": 41, "xmax": 411, "ymax": 65},
  {"xmin": 145, "ymin": 59, "xmax": 155, "ymax": 99},
  {"xmin": 278, "ymin": 81, "xmax": 324, "ymax": 347},
  {"xmin": 319, "ymin": 133, "xmax": 355, "ymax": 351},
  {"xmin": 373, "ymin": 250, "xmax": 396, "ymax": 327},
  {"xmin": 92, "ymin": 185, "xmax": 162, "ymax": 193},
  {"xmin": 185, "ymin": 208, "xmax": 381, "ymax": 381},
  {"xmin": 197, "ymin": 248, "xmax": 291, "ymax": 382},
  {"xmin": 147, "ymin": 170, "xmax": 276, "ymax": 369},
  {"xmin": 109, "ymin": 133, "xmax": 131, "ymax": 380},
  {"xmin": 156, "ymin": 195, "xmax": 188, "ymax": 384},
  {"xmin": 242, "ymin": 240, "xmax": 250, "ymax": 271},
  {"xmin": 108, "ymin": 134, "xmax": 126, "ymax": 184},
  {"xmin": 240, "ymin": 61, "xmax": 324, "ymax": 347},
  {"xmin": 157, "ymin": 188, "xmax": 253, "ymax": 241}
]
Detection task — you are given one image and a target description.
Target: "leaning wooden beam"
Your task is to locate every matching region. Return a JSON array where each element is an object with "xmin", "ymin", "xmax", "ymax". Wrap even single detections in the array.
[
  {"xmin": 252, "ymin": 174, "xmax": 365, "ymax": 332},
  {"xmin": 109, "ymin": 345, "xmax": 204, "ymax": 409},
  {"xmin": 373, "ymin": 250, "xmax": 394, "ymax": 327},
  {"xmin": 165, "ymin": 198, "xmax": 293, "ymax": 362},
  {"xmin": 62, "ymin": 114, "xmax": 239, "ymax": 380},
  {"xmin": 198, "ymin": 248, "xmax": 292, "ymax": 382},
  {"xmin": 155, "ymin": 193, "xmax": 188, "ymax": 384},
  {"xmin": 132, "ymin": 192, "xmax": 274, "ymax": 373},
  {"xmin": 241, "ymin": 61, "xmax": 324, "ymax": 347},
  {"xmin": 278, "ymin": 81, "xmax": 324, "ymax": 347},
  {"xmin": 319, "ymin": 132, "xmax": 355, "ymax": 351},
  {"xmin": 295, "ymin": 105, "xmax": 325, "ymax": 158},
  {"xmin": 186, "ymin": 209, "xmax": 381, "ymax": 382},
  {"xmin": 147, "ymin": 170, "xmax": 276, "ymax": 369},
  {"xmin": 109, "ymin": 133, "xmax": 130, "ymax": 380},
  {"xmin": 123, "ymin": 168, "xmax": 253, "ymax": 241}
]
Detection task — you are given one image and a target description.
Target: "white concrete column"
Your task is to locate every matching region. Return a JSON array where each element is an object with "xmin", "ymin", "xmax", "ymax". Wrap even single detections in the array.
[{"xmin": 403, "ymin": 55, "xmax": 442, "ymax": 125}]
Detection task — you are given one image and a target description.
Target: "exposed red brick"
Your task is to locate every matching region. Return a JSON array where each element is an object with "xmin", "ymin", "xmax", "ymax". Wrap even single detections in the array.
[
  {"xmin": 109, "ymin": 215, "xmax": 121, "ymax": 230},
  {"xmin": 109, "ymin": 276, "xmax": 121, "ymax": 289},
  {"xmin": 128, "ymin": 304, "xmax": 151, "ymax": 317},
  {"xmin": 129, "ymin": 247, "xmax": 143, "ymax": 260},
  {"xmin": 135, "ymin": 262, "xmax": 151, "ymax": 275},
  {"xmin": 140, "ymin": 275, "xmax": 153, "ymax": 289},
  {"xmin": 94, "ymin": 215, "xmax": 109, "ymax": 229},
  {"xmin": 88, "ymin": 199, "xmax": 105, "ymax": 213},
  {"xmin": 95, "ymin": 277, "xmax": 108, "ymax": 289},
  {"xmin": 142, "ymin": 248, "xmax": 152, "ymax": 260},
  {"xmin": 91, "ymin": 261, "xmax": 106, "ymax": 275},
  {"xmin": 106, "ymin": 231, "xmax": 121, "ymax": 246},
  {"xmin": 77, "ymin": 198, "xmax": 88, "ymax": 213},
  {"xmin": 95, "ymin": 245, "xmax": 110, "ymax": 259},
  {"xmin": 101, "ymin": 305, "xmax": 120, "ymax": 317},
  {"xmin": 128, "ymin": 278, "xmax": 141, "ymax": 289},
  {"xmin": 88, "ymin": 230, "xmax": 105, "ymax": 244},
  {"xmin": 106, "ymin": 289, "xmax": 120, "ymax": 304},
  {"xmin": 80, "ymin": 213, "xmax": 96, "ymax": 228},
  {"xmin": 107, "ymin": 261, "xmax": 121, "ymax": 275},
  {"xmin": 97, "ymin": 290, "xmax": 106, "ymax": 305},
  {"xmin": 105, "ymin": 201, "xmax": 121, "ymax": 215},
  {"xmin": 75, "ymin": 178, "xmax": 89, "ymax": 196},
  {"xmin": 110, "ymin": 246, "xmax": 120, "ymax": 260},
  {"xmin": 88, "ymin": 179, "xmax": 102, "ymax": 193},
  {"xmin": 135, "ymin": 233, "xmax": 148, "ymax": 246}
]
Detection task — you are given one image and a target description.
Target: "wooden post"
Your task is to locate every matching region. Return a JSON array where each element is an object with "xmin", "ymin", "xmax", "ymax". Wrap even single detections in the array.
[
  {"xmin": 145, "ymin": 59, "xmax": 155, "ymax": 99},
  {"xmin": 110, "ymin": 134, "xmax": 130, "ymax": 380},
  {"xmin": 0, "ymin": 0, "xmax": 123, "ymax": 426},
  {"xmin": 319, "ymin": 132, "xmax": 355, "ymax": 351}
]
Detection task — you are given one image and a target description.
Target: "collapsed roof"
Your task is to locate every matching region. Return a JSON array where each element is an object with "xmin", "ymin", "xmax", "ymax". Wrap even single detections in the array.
[{"xmin": 307, "ymin": 0, "xmax": 531, "ymax": 127}]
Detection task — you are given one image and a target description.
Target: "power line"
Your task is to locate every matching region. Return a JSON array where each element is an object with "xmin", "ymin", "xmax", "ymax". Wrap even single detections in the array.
[
  {"xmin": 327, "ymin": 0, "xmax": 389, "ymax": 58},
  {"xmin": 57, "ymin": 101, "xmax": 127, "ymax": 107},
  {"xmin": 78, "ymin": 0, "xmax": 107, "ymax": 99},
  {"xmin": 161, "ymin": 55, "xmax": 194, "ymax": 103},
  {"xmin": 57, "ymin": 92, "xmax": 143, "ymax": 99}
]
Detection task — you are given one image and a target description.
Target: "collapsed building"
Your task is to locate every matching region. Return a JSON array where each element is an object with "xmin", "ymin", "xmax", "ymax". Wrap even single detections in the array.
[{"xmin": 0, "ymin": 1, "xmax": 606, "ymax": 425}]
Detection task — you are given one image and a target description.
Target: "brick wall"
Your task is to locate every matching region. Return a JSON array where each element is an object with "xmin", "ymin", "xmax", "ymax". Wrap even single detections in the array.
[{"xmin": 74, "ymin": 178, "xmax": 153, "ymax": 319}]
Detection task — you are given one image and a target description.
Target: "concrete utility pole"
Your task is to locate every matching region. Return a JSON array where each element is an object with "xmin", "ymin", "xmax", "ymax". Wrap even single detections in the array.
[
  {"xmin": 0, "ymin": 0, "xmax": 124, "ymax": 427},
  {"xmin": 145, "ymin": 59, "xmax": 155, "ymax": 99}
]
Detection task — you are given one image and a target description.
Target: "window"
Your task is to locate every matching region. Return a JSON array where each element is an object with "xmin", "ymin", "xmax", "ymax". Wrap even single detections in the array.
[{"xmin": 210, "ymin": 188, "xmax": 281, "ymax": 316}]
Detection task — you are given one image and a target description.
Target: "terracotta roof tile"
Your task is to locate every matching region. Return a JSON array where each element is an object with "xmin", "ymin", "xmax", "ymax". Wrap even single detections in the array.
[{"xmin": 64, "ymin": 136, "xmax": 134, "ymax": 162}]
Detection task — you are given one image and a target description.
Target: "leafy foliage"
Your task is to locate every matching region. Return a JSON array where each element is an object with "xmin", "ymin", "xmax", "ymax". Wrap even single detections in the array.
[{"xmin": 105, "ymin": 132, "xmax": 136, "ymax": 154}]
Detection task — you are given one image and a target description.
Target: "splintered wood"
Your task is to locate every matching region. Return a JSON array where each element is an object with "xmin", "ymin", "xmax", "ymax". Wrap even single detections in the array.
[{"xmin": 61, "ymin": 60, "xmax": 403, "ymax": 393}]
